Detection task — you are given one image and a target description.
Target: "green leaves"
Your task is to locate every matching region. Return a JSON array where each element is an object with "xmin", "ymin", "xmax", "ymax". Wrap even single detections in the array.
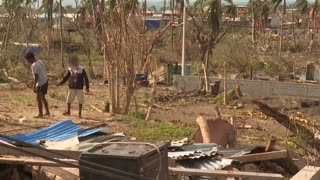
[
  {"xmin": 270, "ymin": 0, "xmax": 286, "ymax": 14},
  {"xmin": 224, "ymin": 0, "xmax": 236, "ymax": 19},
  {"xmin": 193, "ymin": 0, "xmax": 222, "ymax": 36},
  {"xmin": 295, "ymin": 0, "xmax": 310, "ymax": 15},
  {"xmin": 208, "ymin": 0, "xmax": 222, "ymax": 36}
]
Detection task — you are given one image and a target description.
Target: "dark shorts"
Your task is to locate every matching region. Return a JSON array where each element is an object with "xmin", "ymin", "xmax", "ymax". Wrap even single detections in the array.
[{"xmin": 37, "ymin": 81, "xmax": 48, "ymax": 95}]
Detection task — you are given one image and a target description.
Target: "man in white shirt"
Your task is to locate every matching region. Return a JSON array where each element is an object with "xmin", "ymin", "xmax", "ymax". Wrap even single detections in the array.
[{"xmin": 24, "ymin": 52, "xmax": 50, "ymax": 118}]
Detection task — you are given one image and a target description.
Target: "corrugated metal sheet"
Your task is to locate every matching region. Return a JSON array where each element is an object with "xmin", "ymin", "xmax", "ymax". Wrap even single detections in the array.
[
  {"xmin": 175, "ymin": 158, "xmax": 234, "ymax": 170},
  {"xmin": 169, "ymin": 143, "xmax": 255, "ymax": 160},
  {"xmin": 7, "ymin": 120, "xmax": 107, "ymax": 145},
  {"xmin": 65, "ymin": 133, "xmax": 126, "ymax": 151},
  {"xmin": 170, "ymin": 138, "xmax": 189, "ymax": 147},
  {"xmin": 181, "ymin": 144, "xmax": 218, "ymax": 152},
  {"xmin": 218, "ymin": 147, "xmax": 255, "ymax": 157}
]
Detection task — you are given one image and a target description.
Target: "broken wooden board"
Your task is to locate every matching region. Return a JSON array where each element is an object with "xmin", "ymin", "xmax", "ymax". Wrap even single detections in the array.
[
  {"xmin": 0, "ymin": 157, "xmax": 77, "ymax": 167},
  {"xmin": 0, "ymin": 142, "xmax": 82, "ymax": 159},
  {"xmin": 169, "ymin": 167, "xmax": 284, "ymax": 179},
  {"xmin": 42, "ymin": 167, "xmax": 79, "ymax": 180},
  {"xmin": 227, "ymin": 150, "xmax": 288, "ymax": 163},
  {"xmin": 149, "ymin": 65, "xmax": 166, "ymax": 85},
  {"xmin": 290, "ymin": 166, "xmax": 320, "ymax": 180}
]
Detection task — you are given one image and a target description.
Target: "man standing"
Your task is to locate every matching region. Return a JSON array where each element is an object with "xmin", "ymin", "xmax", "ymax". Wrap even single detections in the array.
[
  {"xmin": 57, "ymin": 55, "xmax": 89, "ymax": 118},
  {"xmin": 24, "ymin": 52, "xmax": 50, "ymax": 118}
]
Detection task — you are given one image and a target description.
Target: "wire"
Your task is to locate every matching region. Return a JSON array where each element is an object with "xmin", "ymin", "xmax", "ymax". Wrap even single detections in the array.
[{"xmin": 0, "ymin": 135, "xmax": 151, "ymax": 180}]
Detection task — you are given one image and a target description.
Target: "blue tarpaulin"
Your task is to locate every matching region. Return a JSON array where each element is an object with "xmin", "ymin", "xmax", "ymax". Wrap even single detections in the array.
[
  {"xmin": 145, "ymin": 19, "xmax": 170, "ymax": 30},
  {"xmin": 2, "ymin": 120, "xmax": 106, "ymax": 145}
]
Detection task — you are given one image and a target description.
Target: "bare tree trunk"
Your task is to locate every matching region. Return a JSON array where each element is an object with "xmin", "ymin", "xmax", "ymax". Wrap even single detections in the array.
[
  {"xmin": 279, "ymin": 0, "xmax": 286, "ymax": 57},
  {"xmin": 104, "ymin": 45, "xmax": 116, "ymax": 114},
  {"xmin": 115, "ymin": 50, "xmax": 120, "ymax": 111},
  {"xmin": 145, "ymin": 75, "xmax": 158, "ymax": 121},
  {"xmin": 279, "ymin": 13, "xmax": 283, "ymax": 57},
  {"xmin": 251, "ymin": 3, "xmax": 256, "ymax": 44},
  {"xmin": 223, "ymin": 61, "xmax": 227, "ymax": 105},
  {"xmin": 87, "ymin": 48, "xmax": 94, "ymax": 77},
  {"xmin": 59, "ymin": 0, "xmax": 64, "ymax": 67},
  {"xmin": 3, "ymin": 6, "xmax": 15, "ymax": 50},
  {"xmin": 292, "ymin": 10, "xmax": 296, "ymax": 50},
  {"xmin": 205, "ymin": 47, "xmax": 210, "ymax": 69}
]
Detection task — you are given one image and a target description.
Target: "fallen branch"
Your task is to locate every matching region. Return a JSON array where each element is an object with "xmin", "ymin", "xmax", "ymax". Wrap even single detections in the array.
[
  {"xmin": 89, "ymin": 104, "xmax": 103, "ymax": 113},
  {"xmin": 153, "ymin": 103, "xmax": 171, "ymax": 110},
  {"xmin": 252, "ymin": 100, "xmax": 320, "ymax": 152}
]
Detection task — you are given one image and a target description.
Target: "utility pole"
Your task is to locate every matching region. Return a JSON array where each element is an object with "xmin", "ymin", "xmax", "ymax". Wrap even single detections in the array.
[{"xmin": 181, "ymin": 3, "xmax": 186, "ymax": 76}]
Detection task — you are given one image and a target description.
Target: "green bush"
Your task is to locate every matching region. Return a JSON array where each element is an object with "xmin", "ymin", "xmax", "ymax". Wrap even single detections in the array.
[{"xmin": 128, "ymin": 110, "xmax": 146, "ymax": 119}]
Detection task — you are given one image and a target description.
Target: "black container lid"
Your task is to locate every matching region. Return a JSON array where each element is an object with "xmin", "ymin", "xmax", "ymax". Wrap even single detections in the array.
[{"xmin": 84, "ymin": 141, "xmax": 168, "ymax": 159}]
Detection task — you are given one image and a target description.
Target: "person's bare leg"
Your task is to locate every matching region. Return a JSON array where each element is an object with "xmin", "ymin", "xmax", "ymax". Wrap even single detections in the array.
[
  {"xmin": 63, "ymin": 103, "xmax": 71, "ymax": 115},
  {"xmin": 36, "ymin": 93, "xmax": 43, "ymax": 117},
  {"xmin": 78, "ymin": 104, "xmax": 82, "ymax": 118},
  {"xmin": 42, "ymin": 95, "xmax": 50, "ymax": 116}
]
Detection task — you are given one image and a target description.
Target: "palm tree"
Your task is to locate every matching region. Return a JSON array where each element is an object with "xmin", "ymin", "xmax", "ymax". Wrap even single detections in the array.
[
  {"xmin": 190, "ymin": 0, "xmax": 226, "ymax": 68},
  {"xmin": 260, "ymin": 0, "xmax": 270, "ymax": 29},
  {"xmin": 295, "ymin": 0, "xmax": 310, "ymax": 38},
  {"xmin": 41, "ymin": 0, "xmax": 54, "ymax": 54},
  {"xmin": 296, "ymin": 0, "xmax": 309, "ymax": 15},
  {"xmin": 248, "ymin": 0, "xmax": 271, "ymax": 41},
  {"xmin": 248, "ymin": 0, "xmax": 259, "ymax": 44},
  {"xmin": 225, "ymin": 0, "xmax": 236, "ymax": 21},
  {"xmin": 224, "ymin": 0, "xmax": 236, "ymax": 38},
  {"xmin": 270, "ymin": 0, "xmax": 286, "ymax": 56}
]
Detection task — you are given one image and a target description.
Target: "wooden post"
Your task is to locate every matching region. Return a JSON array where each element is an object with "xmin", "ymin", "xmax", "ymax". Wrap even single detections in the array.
[
  {"xmin": 203, "ymin": 64, "xmax": 209, "ymax": 92},
  {"xmin": 265, "ymin": 136, "xmax": 277, "ymax": 152},
  {"xmin": 213, "ymin": 106, "xmax": 221, "ymax": 119},
  {"xmin": 145, "ymin": 75, "xmax": 159, "ymax": 120},
  {"xmin": 196, "ymin": 116, "xmax": 212, "ymax": 143},
  {"xmin": 224, "ymin": 61, "xmax": 227, "ymax": 105},
  {"xmin": 230, "ymin": 115, "xmax": 236, "ymax": 148}
]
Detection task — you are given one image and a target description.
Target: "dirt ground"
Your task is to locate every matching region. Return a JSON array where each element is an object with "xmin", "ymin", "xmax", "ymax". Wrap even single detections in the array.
[{"xmin": 0, "ymin": 81, "xmax": 319, "ymax": 162}]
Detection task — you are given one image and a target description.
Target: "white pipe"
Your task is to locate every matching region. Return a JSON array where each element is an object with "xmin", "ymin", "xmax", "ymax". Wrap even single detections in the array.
[{"xmin": 181, "ymin": 4, "xmax": 186, "ymax": 76}]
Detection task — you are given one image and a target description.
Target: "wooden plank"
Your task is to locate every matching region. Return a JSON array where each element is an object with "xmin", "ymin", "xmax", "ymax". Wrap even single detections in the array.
[
  {"xmin": 0, "ymin": 157, "xmax": 78, "ymax": 167},
  {"xmin": 227, "ymin": 150, "xmax": 288, "ymax": 163},
  {"xmin": 0, "ymin": 144, "xmax": 82, "ymax": 159},
  {"xmin": 169, "ymin": 167, "xmax": 283, "ymax": 179},
  {"xmin": 290, "ymin": 166, "xmax": 320, "ymax": 180},
  {"xmin": 42, "ymin": 167, "xmax": 79, "ymax": 180}
]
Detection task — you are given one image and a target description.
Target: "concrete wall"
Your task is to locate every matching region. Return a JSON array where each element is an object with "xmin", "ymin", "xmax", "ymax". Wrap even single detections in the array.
[{"xmin": 173, "ymin": 75, "xmax": 320, "ymax": 98}]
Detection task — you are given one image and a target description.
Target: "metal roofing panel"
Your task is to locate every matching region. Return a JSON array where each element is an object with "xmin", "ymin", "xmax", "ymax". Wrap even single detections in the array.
[
  {"xmin": 175, "ymin": 158, "xmax": 234, "ymax": 170},
  {"xmin": 66, "ymin": 133, "xmax": 127, "ymax": 151},
  {"xmin": 218, "ymin": 147, "xmax": 255, "ymax": 157},
  {"xmin": 168, "ymin": 150, "xmax": 218, "ymax": 160},
  {"xmin": 6, "ymin": 120, "xmax": 106, "ymax": 145}
]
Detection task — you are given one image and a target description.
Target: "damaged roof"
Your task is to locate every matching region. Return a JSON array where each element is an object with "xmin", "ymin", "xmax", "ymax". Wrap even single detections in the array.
[
  {"xmin": 4, "ymin": 120, "xmax": 107, "ymax": 145},
  {"xmin": 169, "ymin": 143, "xmax": 255, "ymax": 171}
]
